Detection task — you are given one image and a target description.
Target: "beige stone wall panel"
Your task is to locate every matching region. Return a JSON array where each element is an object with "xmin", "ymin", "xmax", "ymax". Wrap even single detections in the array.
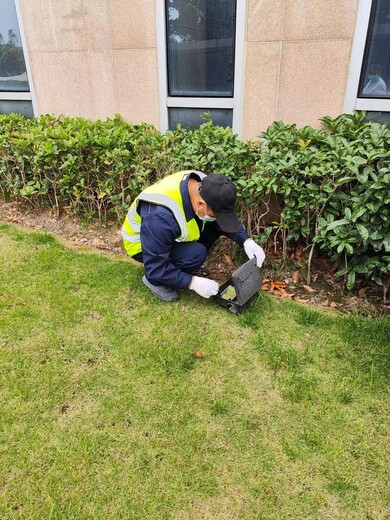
[
  {"xmin": 109, "ymin": 0, "xmax": 156, "ymax": 49},
  {"xmin": 30, "ymin": 51, "xmax": 93, "ymax": 117},
  {"xmin": 19, "ymin": 0, "xmax": 57, "ymax": 52},
  {"xmin": 113, "ymin": 49, "xmax": 159, "ymax": 126},
  {"xmin": 284, "ymin": 0, "xmax": 359, "ymax": 41},
  {"xmin": 48, "ymin": 0, "xmax": 87, "ymax": 51},
  {"xmin": 242, "ymin": 42, "xmax": 281, "ymax": 141},
  {"xmin": 247, "ymin": 0, "xmax": 285, "ymax": 42},
  {"xmin": 276, "ymin": 40, "xmax": 352, "ymax": 127},
  {"xmin": 20, "ymin": 0, "xmax": 160, "ymax": 123},
  {"xmin": 82, "ymin": 0, "xmax": 112, "ymax": 50},
  {"xmin": 87, "ymin": 51, "xmax": 117, "ymax": 119}
]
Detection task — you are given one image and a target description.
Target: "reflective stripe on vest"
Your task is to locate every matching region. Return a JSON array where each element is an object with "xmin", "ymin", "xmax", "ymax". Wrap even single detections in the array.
[
  {"xmin": 121, "ymin": 228, "xmax": 138, "ymax": 242},
  {"xmin": 126, "ymin": 206, "xmax": 141, "ymax": 233},
  {"xmin": 137, "ymin": 193, "xmax": 188, "ymax": 240}
]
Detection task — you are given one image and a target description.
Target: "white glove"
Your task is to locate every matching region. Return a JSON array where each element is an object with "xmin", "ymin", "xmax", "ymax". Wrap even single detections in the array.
[
  {"xmin": 244, "ymin": 239, "xmax": 265, "ymax": 268},
  {"xmin": 189, "ymin": 276, "xmax": 219, "ymax": 298}
]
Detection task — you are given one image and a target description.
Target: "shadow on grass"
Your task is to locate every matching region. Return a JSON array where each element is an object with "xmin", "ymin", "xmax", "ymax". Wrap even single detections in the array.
[{"xmin": 238, "ymin": 292, "xmax": 274, "ymax": 330}]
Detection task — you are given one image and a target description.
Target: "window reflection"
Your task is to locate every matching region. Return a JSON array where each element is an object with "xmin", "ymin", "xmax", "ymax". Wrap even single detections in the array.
[
  {"xmin": 168, "ymin": 108, "xmax": 233, "ymax": 130},
  {"xmin": 359, "ymin": 0, "xmax": 390, "ymax": 98},
  {"xmin": 166, "ymin": 0, "xmax": 236, "ymax": 97},
  {"xmin": 0, "ymin": 99, "xmax": 33, "ymax": 117},
  {"xmin": 0, "ymin": 0, "xmax": 29, "ymax": 92}
]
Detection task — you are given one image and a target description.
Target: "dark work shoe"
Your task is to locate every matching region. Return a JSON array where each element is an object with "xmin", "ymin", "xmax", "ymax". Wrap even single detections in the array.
[{"xmin": 142, "ymin": 275, "xmax": 179, "ymax": 302}]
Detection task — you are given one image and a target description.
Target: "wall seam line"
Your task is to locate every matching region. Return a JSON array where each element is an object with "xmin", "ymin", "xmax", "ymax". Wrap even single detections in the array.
[{"xmin": 274, "ymin": 0, "xmax": 287, "ymax": 121}]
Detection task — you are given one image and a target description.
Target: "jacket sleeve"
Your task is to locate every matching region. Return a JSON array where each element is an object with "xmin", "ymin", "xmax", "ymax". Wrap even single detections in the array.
[
  {"xmin": 138, "ymin": 203, "xmax": 193, "ymax": 289},
  {"xmin": 222, "ymin": 225, "xmax": 250, "ymax": 246}
]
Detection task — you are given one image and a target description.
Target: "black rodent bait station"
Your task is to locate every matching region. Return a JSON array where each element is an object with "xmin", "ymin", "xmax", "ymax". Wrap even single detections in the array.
[{"xmin": 213, "ymin": 258, "xmax": 262, "ymax": 313}]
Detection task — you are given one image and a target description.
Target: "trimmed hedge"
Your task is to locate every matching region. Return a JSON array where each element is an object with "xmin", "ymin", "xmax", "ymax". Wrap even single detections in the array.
[{"xmin": 0, "ymin": 112, "xmax": 389, "ymax": 293}]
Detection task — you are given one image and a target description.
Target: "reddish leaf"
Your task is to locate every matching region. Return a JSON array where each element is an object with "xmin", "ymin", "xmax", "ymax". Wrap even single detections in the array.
[
  {"xmin": 292, "ymin": 271, "xmax": 301, "ymax": 283},
  {"xmin": 223, "ymin": 254, "xmax": 233, "ymax": 266},
  {"xmin": 302, "ymin": 285, "xmax": 316, "ymax": 293},
  {"xmin": 192, "ymin": 351, "xmax": 205, "ymax": 359},
  {"xmin": 294, "ymin": 297, "xmax": 309, "ymax": 304},
  {"xmin": 262, "ymin": 280, "xmax": 290, "ymax": 297},
  {"xmin": 273, "ymin": 287, "xmax": 290, "ymax": 298},
  {"xmin": 261, "ymin": 281, "xmax": 272, "ymax": 291},
  {"xmin": 323, "ymin": 299, "xmax": 338, "ymax": 308},
  {"xmin": 272, "ymin": 280, "xmax": 288, "ymax": 288},
  {"xmin": 292, "ymin": 246, "xmax": 305, "ymax": 262}
]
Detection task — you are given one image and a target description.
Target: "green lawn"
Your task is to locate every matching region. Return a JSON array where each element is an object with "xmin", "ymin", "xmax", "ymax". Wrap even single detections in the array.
[{"xmin": 0, "ymin": 222, "xmax": 389, "ymax": 520}]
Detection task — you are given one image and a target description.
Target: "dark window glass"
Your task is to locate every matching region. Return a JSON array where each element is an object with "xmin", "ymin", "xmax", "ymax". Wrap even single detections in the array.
[
  {"xmin": 364, "ymin": 111, "xmax": 390, "ymax": 125},
  {"xmin": 0, "ymin": 99, "xmax": 33, "ymax": 117},
  {"xmin": 168, "ymin": 108, "xmax": 233, "ymax": 130},
  {"xmin": 166, "ymin": 0, "xmax": 236, "ymax": 97},
  {"xmin": 0, "ymin": 0, "xmax": 29, "ymax": 92},
  {"xmin": 359, "ymin": 0, "xmax": 390, "ymax": 98}
]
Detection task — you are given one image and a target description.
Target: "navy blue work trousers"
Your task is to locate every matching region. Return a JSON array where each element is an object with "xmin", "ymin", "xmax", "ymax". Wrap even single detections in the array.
[{"xmin": 133, "ymin": 224, "xmax": 221, "ymax": 274}]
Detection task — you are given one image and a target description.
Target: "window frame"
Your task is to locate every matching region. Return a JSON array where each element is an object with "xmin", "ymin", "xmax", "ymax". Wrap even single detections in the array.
[
  {"xmin": 156, "ymin": 0, "xmax": 246, "ymax": 136},
  {"xmin": 0, "ymin": 0, "xmax": 36, "ymax": 115},
  {"xmin": 344, "ymin": 0, "xmax": 390, "ymax": 113}
]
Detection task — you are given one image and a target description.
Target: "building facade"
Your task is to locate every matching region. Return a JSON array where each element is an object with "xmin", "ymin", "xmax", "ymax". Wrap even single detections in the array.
[{"xmin": 0, "ymin": 0, "xmax": 389, "ymax": 140}]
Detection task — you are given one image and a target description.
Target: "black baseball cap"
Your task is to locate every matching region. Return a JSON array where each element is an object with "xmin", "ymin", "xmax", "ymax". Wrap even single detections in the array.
[{"xmin": 200, "ymin": 174, "xmax": 241, "ymax": 233}]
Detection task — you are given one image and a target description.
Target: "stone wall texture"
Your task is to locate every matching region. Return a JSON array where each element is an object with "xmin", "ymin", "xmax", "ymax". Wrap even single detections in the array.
[
  {"xmin": 243, "ymin": 0, "xmax": 359, "ymax": 139},
  {"xmin": 20, "ymin": 0, "xmax": 159, "ymax": 125}
]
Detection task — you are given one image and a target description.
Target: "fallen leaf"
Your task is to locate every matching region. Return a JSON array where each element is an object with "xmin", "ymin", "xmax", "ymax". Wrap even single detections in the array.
[
  {"xmin": 192, "ymin": 351, "xmax": 205, "ymax": 359},
  {"xmin": 358, "ymin": 288, "xmax": 366, "ymax": 298},
  {"xmin": 311, "ymin": 273, "xmax": 319, "ymax": 282},
  {"xmin": 302, "ymin": 285, "xmax": 316, "ymax": 293},
  {"xmin": 262, "ymin": 280, "xmax": 291, "ymax": 297},
  {"xmin": 273, "ymin": 287, "xmax": 290, "ymax": 298},
  {"xmin": 294, "ymin": 297, "xmax": 309, "ymax": 304},
  {"xmin": 272, "ymin": 280, "xmax": 288, "ymax": 288},
  {"xmin": 323, "ymin": 299, "xmax": 338, "ymax": 308},
  {"xmin": 223, "ymin": 254, "xmax": 233, "ymax": 266},
  {"xmin": 292, "ymin": 271, "xmax": 301, "ymax": 283},
  {"xmin": 292, "ymin": 246, "xmax": 305, "ymax": 262}
]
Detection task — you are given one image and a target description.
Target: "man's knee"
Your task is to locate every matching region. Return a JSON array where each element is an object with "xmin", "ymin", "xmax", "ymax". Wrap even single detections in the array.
[{"xmin": 171, "ymin": 242, "xmax": 208, "ymax": 272}]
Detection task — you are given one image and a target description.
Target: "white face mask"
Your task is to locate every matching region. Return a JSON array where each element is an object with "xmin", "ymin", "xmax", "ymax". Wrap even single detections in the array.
[{"xmin": 196, "ymin": 203, "xmax": 216, "ymax": 222}]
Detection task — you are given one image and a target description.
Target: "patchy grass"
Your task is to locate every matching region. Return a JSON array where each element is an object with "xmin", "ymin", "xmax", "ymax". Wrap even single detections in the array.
[{"xmin": 0, "ymin": 222, "xmax": 389, "ymax": 519}]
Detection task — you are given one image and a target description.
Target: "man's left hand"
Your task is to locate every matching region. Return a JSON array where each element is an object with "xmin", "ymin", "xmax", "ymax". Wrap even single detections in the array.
[{"xmin": 244, "ymin": 239, "xmax": 265, "ymax": 268}]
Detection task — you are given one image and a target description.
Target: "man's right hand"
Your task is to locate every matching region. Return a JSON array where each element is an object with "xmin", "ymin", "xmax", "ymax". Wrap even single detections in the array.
[{"xmin": 189, "ymin": 276, "xmax": 219, "ymax": 298}]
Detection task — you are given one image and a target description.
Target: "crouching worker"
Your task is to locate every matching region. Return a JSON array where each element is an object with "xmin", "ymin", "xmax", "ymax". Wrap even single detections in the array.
[{"xmin": 121, "ymin": 171, "xmax": 265, "ymax": 302}]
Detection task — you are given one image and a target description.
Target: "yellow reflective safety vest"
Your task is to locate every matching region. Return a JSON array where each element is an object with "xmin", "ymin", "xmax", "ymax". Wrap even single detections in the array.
[{"xmin": 121, "ymin": 170, "xmax": 206, "ymax": 257}]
